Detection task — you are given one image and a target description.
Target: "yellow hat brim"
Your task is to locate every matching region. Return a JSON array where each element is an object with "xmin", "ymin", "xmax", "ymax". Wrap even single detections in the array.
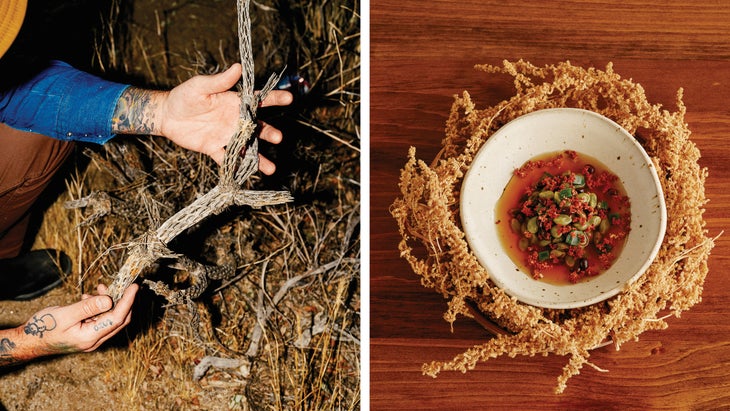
[{"xmin": 0, "ymin": 0, "xmax": 27, "ymax": 58}]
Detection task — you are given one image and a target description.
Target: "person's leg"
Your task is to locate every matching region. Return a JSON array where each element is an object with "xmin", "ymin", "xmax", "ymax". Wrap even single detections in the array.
[
  {"xmin": 0, "ymin": 123, "xmax": 75, "ymax": 258},
  {"xmin": 0, "ymin": 123, "xmax": 74, "ymax": 299}
]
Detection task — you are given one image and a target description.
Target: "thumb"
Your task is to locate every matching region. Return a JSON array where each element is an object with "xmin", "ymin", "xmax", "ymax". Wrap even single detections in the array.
[
  {"xmin": 73, "ymin": 295, "xmax": 113, "ymax": 321},
  {"xmin": 200, "ymin": 63, "xmax": 242, "ymax": 95}
]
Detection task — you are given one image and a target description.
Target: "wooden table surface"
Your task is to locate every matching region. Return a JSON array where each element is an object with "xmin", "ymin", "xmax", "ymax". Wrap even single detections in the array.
[{"xmin": 369, "ymin": 1, "xmax": 730, "ymax": 409}]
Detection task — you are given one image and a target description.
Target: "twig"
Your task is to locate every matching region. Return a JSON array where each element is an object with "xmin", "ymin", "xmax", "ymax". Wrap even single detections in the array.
[
  {"xmin": 295, "ymin": 119, "xmax": 360, "ymax": 152},
  {"xmin": 246, "ymin": 260, "xmax": 270, "ymax": 358},
  {"xmin": 193, "ymin": 258, "xmax": 348, "ymax": 381},
  {"xmin": 465, "ymin": 299, "xmax": 511, "ymax": 337},
  {"xmin": 192, "ymin": 356, "xmax": 242, "ymax": 381}
]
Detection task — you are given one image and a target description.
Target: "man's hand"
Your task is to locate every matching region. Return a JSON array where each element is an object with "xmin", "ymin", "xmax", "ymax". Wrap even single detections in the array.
[
  {"xmin": 0, "ymin": 283, "xmax": 138, "ymax": 366},
  {"xmin": 111, "ymin": 63, "xmax": 293, "ymax": 175}
]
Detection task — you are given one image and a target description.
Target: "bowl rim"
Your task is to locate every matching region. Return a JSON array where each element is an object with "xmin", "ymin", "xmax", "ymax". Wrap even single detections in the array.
[{"xmin": 459, "ymin": 107, "xmax": 667, "ymax": 309}]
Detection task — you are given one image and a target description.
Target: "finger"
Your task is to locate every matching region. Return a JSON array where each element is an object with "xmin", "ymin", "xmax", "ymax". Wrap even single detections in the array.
[
  {"xmin": 121, "ymin": 308, "xmax": 133, "ymax": 327},
  {"xmin": 93, "ymin": 283, "xmax": 137, "ymax": 323},
  {"xmin": 112, "ymin": 283, "xmax": 139, "ymax": 316},
  {"xmin": 63, "ymin": 294, "xmax": 113, "ymax": 325},
  {"xmin": 258, "ymin": 154, "xmax": 276, "ymax": 175},
  {"xmin": 199, "ymin": 63, "xmax": 243, "ymax": 95},
  {"xmin": 259, "ymin": 90, "xmax": 293, "ymax": 108},
  {"xmin": 97, "ymin": 283, "xmax": 108, "ymax": 294},
  {"xmin": 84, "ymin": 312, "xmax": 131, "ymax": 352},
  {"xmin": 258, "ymin": 122, "xmax": 283, "ymax": 145},
  {"xmin": 82, "ymin": 284, "xmax": 139, "ymax": 351},
  {"xmin": 83, "ymin": 321, "xmax": 123, "ymax": 352}
]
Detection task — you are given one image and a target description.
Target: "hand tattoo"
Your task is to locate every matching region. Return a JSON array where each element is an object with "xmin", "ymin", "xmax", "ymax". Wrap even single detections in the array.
[
  {"xmin": 24, "ymin": 313, "xmax": 57, "ymax": 338},
  {"xmin": 111, "ymin": 88, "xmax": 159, "ymax": 135},
  {"xmin": 93, "ymin": 319, "xmax": 113, "ymax": 332}
]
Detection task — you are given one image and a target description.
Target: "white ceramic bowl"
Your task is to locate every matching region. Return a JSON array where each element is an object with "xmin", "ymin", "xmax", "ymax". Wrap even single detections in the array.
[{"xmin": 460, "ymin": 108, "xmax": 666, "ymax": 309}]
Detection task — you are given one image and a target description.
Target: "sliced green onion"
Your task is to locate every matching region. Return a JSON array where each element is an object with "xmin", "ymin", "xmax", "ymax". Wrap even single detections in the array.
[
  {"xmin": 557, "ymin": 187, "xmax": 573, "ymax": 201},
  {"xmin": 565, "ymin": 230, "xmax": 585, "ymax": 246},
  {"xmin": 572, "ymin": 173, "xmax": 585, "ymax": 188},
  {"xmin": 565, "ymin": 231, "xmax": 579, "ymax": 246}
]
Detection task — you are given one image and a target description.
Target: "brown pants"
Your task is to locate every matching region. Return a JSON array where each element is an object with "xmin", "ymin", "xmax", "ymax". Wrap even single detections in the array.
[{"xmin": 0, "ymin": 123, "xmax": 74, "ymax": 259}]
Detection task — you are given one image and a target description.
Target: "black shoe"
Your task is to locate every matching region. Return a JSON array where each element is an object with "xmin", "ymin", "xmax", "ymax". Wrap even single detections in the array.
[{"xmin": 0, "ymin": 249, "xmax": 71, "ymax": 301}]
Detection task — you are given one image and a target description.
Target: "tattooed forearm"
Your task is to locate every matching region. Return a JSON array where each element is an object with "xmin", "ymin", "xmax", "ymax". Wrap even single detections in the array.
[
  {"xmin": 0, "ymin": 337, "xmax": 21, "ymax": 367},
  {"xmin": 111, "ymin": 87, "xmax": 162, "ymax": 135},
  {"xmin": 0, "ymin": 338, "xmax": 16, "ymax": 352}
]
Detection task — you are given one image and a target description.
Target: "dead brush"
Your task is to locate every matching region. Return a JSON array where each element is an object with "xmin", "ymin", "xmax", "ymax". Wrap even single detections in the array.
[{"xmin": 29, "ymin": 0, "xmax": 362, "ymax": 409}]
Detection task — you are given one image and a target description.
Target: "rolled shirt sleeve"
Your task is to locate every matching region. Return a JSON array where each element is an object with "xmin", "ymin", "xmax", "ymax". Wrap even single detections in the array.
[{"xmin": 0, "ymin": 60, "xmax": 129, "ymax": 144}]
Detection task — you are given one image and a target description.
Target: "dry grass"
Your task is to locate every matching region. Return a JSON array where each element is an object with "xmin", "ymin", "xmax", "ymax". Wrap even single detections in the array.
[{"xmin": 28, "ymin": 0, "xmax": 359, "ymax": 409}]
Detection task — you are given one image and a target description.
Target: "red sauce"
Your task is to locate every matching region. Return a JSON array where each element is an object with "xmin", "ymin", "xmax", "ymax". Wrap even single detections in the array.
[{"xmin": 495, "ymin": 151, "xmax": 631, "ymax": 284}]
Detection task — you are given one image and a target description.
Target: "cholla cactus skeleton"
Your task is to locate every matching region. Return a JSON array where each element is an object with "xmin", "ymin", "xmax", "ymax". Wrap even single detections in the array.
[{"xmin": 104, "ymin": 0, "xmax": 291, "ymax": 303}]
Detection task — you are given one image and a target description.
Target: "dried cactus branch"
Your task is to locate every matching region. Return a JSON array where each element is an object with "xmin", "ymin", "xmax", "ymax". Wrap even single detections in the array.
[{"xmin": 105, "ymin": 0, "xmax": 290, "ymax": 303}]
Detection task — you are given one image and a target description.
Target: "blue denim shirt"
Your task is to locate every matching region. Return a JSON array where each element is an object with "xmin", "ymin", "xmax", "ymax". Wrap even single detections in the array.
[{"xmin": 0, "ymin": 61, "xmax": 129, "ymax": 144}]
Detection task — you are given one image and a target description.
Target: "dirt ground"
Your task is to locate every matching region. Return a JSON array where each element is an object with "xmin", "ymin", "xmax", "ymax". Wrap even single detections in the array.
[
  {"xmin": 0, "ymin": 290, "xmax": 130, "ymax": 411},
  {"xmin": 0, "ymin": 0, "xmax": 360, "ymax": 409}
]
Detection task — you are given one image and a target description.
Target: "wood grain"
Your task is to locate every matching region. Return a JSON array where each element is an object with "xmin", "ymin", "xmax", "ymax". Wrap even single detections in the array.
[{"xmin": 370, "ymin": 1, "xmax": 730, "ymax": 409}]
